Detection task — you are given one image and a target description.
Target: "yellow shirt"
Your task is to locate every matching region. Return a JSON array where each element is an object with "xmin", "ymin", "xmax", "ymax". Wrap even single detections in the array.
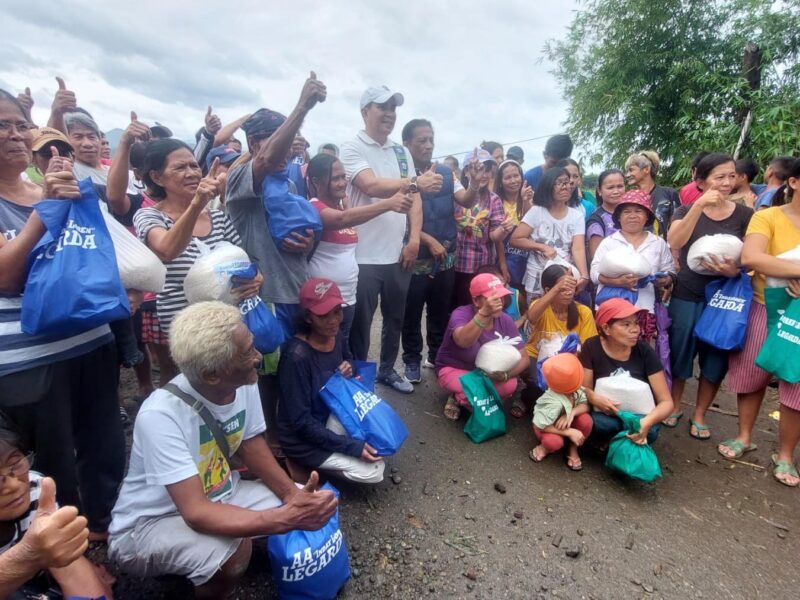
[
  {"xmin": 525, "ymin": 301, "xmax": 598, "ymax": 358},
  {"xmin": 746, "ymin": 207, "xmax": 800, "ymax": 305},
  {"xmin": 502, "ymin": 198, "xmax": 522, "ymax": 225}
]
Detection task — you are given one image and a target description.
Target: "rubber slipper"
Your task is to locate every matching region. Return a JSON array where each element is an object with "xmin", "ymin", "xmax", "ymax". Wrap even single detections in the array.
[
  {"xmin": 662, "ymin": 412, "xmax": 684, "ymax": 428},
  {"xmin": 689, "ymin": 420, "xmax": 711, "ymax": 440},
  {"xmin": 717, "ymin": 439, "xmax": 757, "ymax": 459},
  {"xmin": 509, "ymin": 400, "xmax": 526, "ymax": 419},
  {"xmin": 443, "ymin": 395, "xmax": 461, "ymax": 421},
  {"xmin": 529, "ymin": 447, "xmax": 546, "ymax": 463},
  {"xmin": 566, "ymin": 456, "xmax": 583, "ymax": 471},
  {"xmin": 771, "ymin": 454, "xmax": 800, "ymax": 487}
]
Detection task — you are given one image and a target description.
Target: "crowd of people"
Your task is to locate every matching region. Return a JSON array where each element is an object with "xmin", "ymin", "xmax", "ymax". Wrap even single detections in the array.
[{"xmin": 1, "ymin": 72, "xmax": 800, "ymax": 599}]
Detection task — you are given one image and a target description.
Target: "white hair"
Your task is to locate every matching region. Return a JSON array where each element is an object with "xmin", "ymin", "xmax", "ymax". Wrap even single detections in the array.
[
  {"xmin": 64, "ymin": 112, "xmax": 100, "ymax": 136},
  {"xmin": 169, "ymin": 301, "xmax": 242, "ymax": 382}
]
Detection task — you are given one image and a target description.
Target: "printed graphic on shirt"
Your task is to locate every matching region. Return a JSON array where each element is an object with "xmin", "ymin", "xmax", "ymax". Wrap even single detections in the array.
[
  {"xmin": 610, "ymin": 367, "xmax": 630, "ymax": 378},
  {"xmin": 455, "ymin": 206, "xmax": 490, "ymax": 238},
  {"xmin": 198, "ymin": 410, "xmax": 246, "ymax": 500}
]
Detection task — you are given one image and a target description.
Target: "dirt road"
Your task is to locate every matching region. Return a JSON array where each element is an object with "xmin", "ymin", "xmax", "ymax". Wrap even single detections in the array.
[{"xmin": 108, "ymin": 362, "xmax": 798, "ymax": 599}]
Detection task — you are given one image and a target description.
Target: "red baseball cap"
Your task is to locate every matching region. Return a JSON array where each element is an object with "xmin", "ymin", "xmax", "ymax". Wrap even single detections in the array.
[
  {"xmin": 299, "ymin": 278, "xmax": 344, "ymax": 315},
  {"xmin": 595, "ymin": 298, "xmax": 645, "ymax": 329},
  {"xmin": 469, "ymin": 273, "xmax": 512, "ymax": 299}
]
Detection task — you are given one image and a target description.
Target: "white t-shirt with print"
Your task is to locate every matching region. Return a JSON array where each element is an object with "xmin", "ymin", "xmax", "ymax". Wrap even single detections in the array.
[
  {"xmin": 520, "ymin": 205, "xmax": 585, "ymax": 295},
  {"xmin": 109, "ymin": 374, "xmax": 266, "ymax": 535}
]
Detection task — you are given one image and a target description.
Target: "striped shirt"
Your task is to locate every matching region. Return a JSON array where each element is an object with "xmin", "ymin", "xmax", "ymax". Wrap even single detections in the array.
[
  {"xmin": 0, "ymin": 471, "xmax": 44, "ymax": 554},
  {"xmin": 133, "ymin": 207, "xmax": 243, "ymax": 332},
  {"xmin": 0, "ymin": 197, "xmax": 112, "ymax": 379}
]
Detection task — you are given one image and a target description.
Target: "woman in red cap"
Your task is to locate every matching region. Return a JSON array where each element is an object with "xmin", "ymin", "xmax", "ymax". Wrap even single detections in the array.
[
  {"xmin": 531, "ymin": 353, "xmax": 593, "ymax": 470},
  {"xmin": 590, "ymin": 189, "xmax": 675, "ymax": 342},
  {"xmin": 435, "ymin": 273, "xmax": 530, "ymax": 420},
  {"xmin": 276, "ymin": 278, "xmax": 385, "ymax": 484},
  {"xmin": 580, "ymin": 299, "xmax": 674, "ymax": 448}
]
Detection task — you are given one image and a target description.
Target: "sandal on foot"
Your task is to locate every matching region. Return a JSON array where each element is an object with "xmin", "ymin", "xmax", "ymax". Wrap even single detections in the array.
[
  {"xmin": 689, "ymin": 420, "xmax": 711, "ymax": 440},
  {"xmin": 717, "ymin": 439, "xmax": 757, "ymax": 459},
  {"xmin": 443, "ymin": 395, "xmax": 461, "ymax": 421},
  {"xmin": 662, "ymin": 412, "xmax": 684, "ymax": 428},
  {"xmin": 510, "ymin": 399, "xmax": 526, "ymax": 419},
  {"xmin": 566, "ymin": 456, "xmax": 583, "ymax": 471},
  {"xmin": 529, "ymin": 446, "xmax": 547, "ymax": 463},
  {"xmin": 772, "ymin": 454, "xmax": 800, "ymax": 487}
]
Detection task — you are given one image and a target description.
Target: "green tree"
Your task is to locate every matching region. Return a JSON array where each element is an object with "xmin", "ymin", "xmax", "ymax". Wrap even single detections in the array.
[{"xmin": 546, "ymin": 0, "xmax": 800, "ymax": 185}]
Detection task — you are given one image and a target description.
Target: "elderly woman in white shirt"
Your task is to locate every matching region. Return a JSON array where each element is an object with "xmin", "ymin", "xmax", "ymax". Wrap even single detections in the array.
[{"xmin": 590, "ymin": 190, "xmax": 675, "ymax": 342}]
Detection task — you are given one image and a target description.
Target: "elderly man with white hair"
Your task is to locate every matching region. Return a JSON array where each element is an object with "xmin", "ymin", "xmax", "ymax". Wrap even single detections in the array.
[{"xmin": 108, "ymin": 302, "xmax": 338, "ymax": 599}]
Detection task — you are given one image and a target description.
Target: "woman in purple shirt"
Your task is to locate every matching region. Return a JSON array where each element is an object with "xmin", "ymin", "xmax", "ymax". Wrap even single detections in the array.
[{"xmin": 436, "ymin": 273, "xmax": 530, "ymax": 420}]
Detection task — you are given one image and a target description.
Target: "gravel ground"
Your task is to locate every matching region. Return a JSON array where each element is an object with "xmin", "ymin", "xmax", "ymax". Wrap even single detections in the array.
[{"xmin": 103, "ymin": 343, "xmax": 798, "ymax": 600}]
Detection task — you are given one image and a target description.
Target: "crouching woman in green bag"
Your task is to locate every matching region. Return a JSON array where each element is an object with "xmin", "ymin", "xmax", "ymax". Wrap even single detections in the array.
[
  {"xmin": 435, "ymin": 273, "xmax": 530, "ymax": 420},
  {"xmin": 726, "ymin": 158, "xmax": 800, "ymax": 487}
]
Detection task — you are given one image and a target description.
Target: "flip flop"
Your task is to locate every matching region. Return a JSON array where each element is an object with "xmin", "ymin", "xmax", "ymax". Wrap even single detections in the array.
[
  {"xmin": 662, "ymin": 412, "xmax": 684, "ymax": 428},
  {"xmin": 443, "ymin": 395, "xmax": 461, "ymax": 421},
  {"xmin": 529, "ymin": 446, "xmax": 547, "ymax": 463},
  {"xmin": 509, "ymin": 399, "xmax": 526, "ymax": 419},
  {"xmin": 718, "ymin": 439, "xmax": 757, "ymax": 459},
  {"xmin": 689, "ymin": 420, "xmax": 711, "ymax": 440},
  {"xmin": 566, "ymin": 456, "xmax": 583, "ymax": 471},
  {"xmin": 771, "ymin": 454, "xmax": 800, "ymax": 488}
]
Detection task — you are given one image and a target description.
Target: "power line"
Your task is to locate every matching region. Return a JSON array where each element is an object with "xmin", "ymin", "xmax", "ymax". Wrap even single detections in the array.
[{"xmin": 433, "ymin": 133, "xmax": 561, "ymax": 160}]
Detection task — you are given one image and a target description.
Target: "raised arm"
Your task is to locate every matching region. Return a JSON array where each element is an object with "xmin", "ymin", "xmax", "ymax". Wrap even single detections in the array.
[
  {"xmin": 317, "ymin": 193, "xmax": 412, "ymax": 229},
  {"xmin": 46, "ymin": 77, "xmax": 76, "ymax": 134},
  {"xmin": 106, "ymin": 112, "xmax": 151, "ymax": 215},
  {"xmin": 213, "ymin": 113, "xmax": 252, "ymax": 148}
]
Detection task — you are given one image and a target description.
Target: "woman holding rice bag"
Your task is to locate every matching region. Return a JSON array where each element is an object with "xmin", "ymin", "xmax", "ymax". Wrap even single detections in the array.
[
  {"xmin": 724, "ymin": 158, "xmax": 800, "ymax": 484},
  {"xmin": 664, "ymin": 153, "xmax": 752, "ymax": 436}
]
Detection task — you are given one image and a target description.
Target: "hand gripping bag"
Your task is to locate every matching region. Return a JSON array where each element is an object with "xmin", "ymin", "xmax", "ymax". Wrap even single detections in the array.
[
  {"xmin": 693, "ymin": 271, "xmax": 752, "ymax": 350},
  {"xmin": 320, "ymin": 371, "xmax": 408, "ymax": 456},
  {"xmin": 183, "ymin": 241, "xmax": 251, "ymax": 304},
  {"xmin": 604, "ymin": 411, "xmax": 663, "ymax": 482},
  {"xmin": 755, "ymin": 287, "xmax": 800, "ymax": 383},
  {"xmin": 101, "ymin": 210, "xmax": 166, "ymax": 292},
  {"xmin": 598, "ymin": 245, "xmax": 652, "ymax": 278},
  {"xmin": 21, "ymin": 178, "xmax": 130, "ymax": 336},
  {"xmin": 594, "ymin": 374, "xmax": 655, "ymax": 414},
  {"xmin": 268, "ymin": 483, "xmax": 350, "ymax": 600},
  {"xmin": 535, "ymin": 332, "xmax": 580, "ymax": 390},
  {"xmin": 764, "ymin": 245, "xmax": 800, "ymax": 288},
  {"xmin": 475, "ymin": 332, "xmax": 522, "ymax": 373},
  {"xmin": 687, "ymin": 234, "xmax": 743, "ymax": 275},
  {"xmin": 262, "ymin": 170, "xmax": 323, "ymax": 248},
  {"xmin": 459, "ymin": 369, "xmax": 506, "ymax": 443},
  {"xmin": 231, "ymin": 264, "xmax": 286, "ymax": 354},
  {"xmin": 351, "ymin": 360, "xmax": 377, "ymax": 391}
]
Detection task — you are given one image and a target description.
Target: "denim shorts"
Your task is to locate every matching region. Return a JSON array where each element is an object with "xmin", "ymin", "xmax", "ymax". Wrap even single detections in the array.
[{"xmin": 667, "ymin": 296, "xmax": 729, "ymax": 384}]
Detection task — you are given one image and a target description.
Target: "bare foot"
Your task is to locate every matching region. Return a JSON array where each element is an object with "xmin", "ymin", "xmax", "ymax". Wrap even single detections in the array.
[{"xmin": 529, "ymin": 445, "xmax": 548, "ymax": 462}]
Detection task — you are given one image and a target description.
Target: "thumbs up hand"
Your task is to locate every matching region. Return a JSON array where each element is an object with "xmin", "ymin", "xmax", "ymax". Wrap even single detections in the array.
[
  {"xmin": 204, "ymin": 105, "xmax": 222, "ymax": 135},
  {"xmin": 20, "ymin": 477, "xmax": 89, "ymax": 570},
  {"xmin": 417, "ymin": 161, "xmax": 443, "ymax": 194},
  {"xmin": 122, "ymin": 110, "xmax": 151, "ymax": 145},
  {"xmin": 51, "ymin": 77, "xmax": 77, "ymax": 117},
  {"xmin": 17, "ymin": 87, "xmax": 34, "ymax": 114},
  {"xmin": 43, "ymin": 146, "xmax": 80, "ymax": 200},
  {"xmin": 298, "ymin": 70, "xmax": 327, "ymax": 111}
]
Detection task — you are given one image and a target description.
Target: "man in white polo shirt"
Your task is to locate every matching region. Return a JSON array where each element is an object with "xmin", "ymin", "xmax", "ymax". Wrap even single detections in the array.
[{"xmin": 340, "ymin": 86, "xmax": 437, "ymax": 394}]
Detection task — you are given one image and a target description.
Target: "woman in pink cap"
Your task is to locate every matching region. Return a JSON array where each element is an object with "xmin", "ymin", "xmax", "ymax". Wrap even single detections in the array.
[
  {"xmin": 435, "ymin": 273, "xmax": 530, "ymax": 420},
  {"xmin": 580, "ymin": 298, "xmax": 674, "ymax": 448}
]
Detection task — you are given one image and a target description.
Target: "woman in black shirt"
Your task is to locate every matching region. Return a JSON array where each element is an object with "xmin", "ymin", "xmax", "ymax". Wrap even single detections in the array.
[{"xmin": 581, "ymin": 299, "xmax": 674, "ymax": 447}]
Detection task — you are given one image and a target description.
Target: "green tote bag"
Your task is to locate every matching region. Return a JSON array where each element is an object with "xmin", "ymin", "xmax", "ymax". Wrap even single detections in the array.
[
  {"xmin": 755, "ymin": 287, "xmax": 800, "ymax": 384},
  {"xmin": 459, "ymin": 369, "xmax": 507, "ymax": 444},
  {"xmin": 604, "ymin": 411, "xmax": 662, "ymax": 483}
]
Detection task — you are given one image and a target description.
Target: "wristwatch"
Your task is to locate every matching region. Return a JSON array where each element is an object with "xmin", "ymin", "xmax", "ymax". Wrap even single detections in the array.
[{"xmin": 408, "ymin": 176, "xmax": 419, "ymax": 195}]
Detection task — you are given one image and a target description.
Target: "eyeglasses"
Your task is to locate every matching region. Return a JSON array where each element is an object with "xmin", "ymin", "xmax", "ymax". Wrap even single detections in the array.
[
  {"xmin": 554, "ymin": 179, "xmax": 572, "ymax": 189},
  {"xmin": 0, "ymin": 120, "xmax": 34, "ymax": 135},
  {"xmin": 0, "ymin": 452, "xmax": 34, "ymax": 484}
]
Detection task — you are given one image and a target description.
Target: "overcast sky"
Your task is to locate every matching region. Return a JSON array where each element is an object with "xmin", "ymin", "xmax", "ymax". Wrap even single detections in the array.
[{"xmin": 1, "ymin": 0, "xmax": 578, "ymax": 166}]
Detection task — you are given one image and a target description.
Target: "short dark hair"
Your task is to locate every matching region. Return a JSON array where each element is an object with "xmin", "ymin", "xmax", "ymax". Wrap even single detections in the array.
[
  {"xmin": 142, "ymin": 139, "xmax": 195, "ymax": 199},
  {"xmin": 0, "ymin": 411, "xmax": 24, "ymax": 454},
  {"xmin": 772, "ymin": 158, "xmax": 800, "ymax": 208},
  {"xmin": 691, "ymin": 151, "xmax": 711, "ymax": 171},
  {"xmin": 444, "ymin": 155, "xmax": 459, "ymax": 168},
  {"xmin": 695, "ymin": 153, "xmax": 735, "ymax": 182},
  {"xmin": 596, "ymin": 168, "xmax": 625, "ymax": 202},
  {"xmin": 735, "ymin": 158, "xmax": 759, "ymax": 183},
  {"xmin": 402, "ymin": 119, "xmax": 433, "ymax": 143},
  {"xmin": 769, "ymin": 157, "xmax": 795, "ymax": 182},
  {"xmin": 481, "ymin": 141, "xmax": 503, "ymax": 156},
  {"xmin": 544, "ymin": 134, "xmax": 573, "ymax": 160},
  {"xmin": 534, "ymin": 166, "xmax": 570, "ymax": 209}
]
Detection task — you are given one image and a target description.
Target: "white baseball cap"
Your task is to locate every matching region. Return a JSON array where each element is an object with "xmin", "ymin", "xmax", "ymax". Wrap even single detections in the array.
[{"xmin": 360, "ymin": 85, "xmax": 405, "ymax": 109}]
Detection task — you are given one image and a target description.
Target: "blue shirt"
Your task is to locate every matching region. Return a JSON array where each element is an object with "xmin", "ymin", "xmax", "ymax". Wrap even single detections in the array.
[
  {"xmin": 524, "ymin": 165, "xmax": 544, "ymax": 191},
  {"xmin": 755, "ymin": 188, "xmax": 778, "ymax": 209}
]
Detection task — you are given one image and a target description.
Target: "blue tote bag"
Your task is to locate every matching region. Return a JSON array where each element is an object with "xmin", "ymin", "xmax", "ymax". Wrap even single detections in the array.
[
  {"xmin": 21, "ymin": 178, "xmax": 129, "ymax": 336},
  {"xmin": 320, "ymin": 370, "xmax": 408, "ymax": 456},
  {"xmin": 694, "ymin": 271, "xmax": 752, "ymax": 351},
  {"xmin": 268, "ymin": 483, "xmax": 350, "ymax": 600},
  {"xmin": 230, "ymin": 264, "xmax": 286, "ymax": 354},
  {"xmin": 262, "ymin": 170, "xmax": 322, "ymax": 247}
]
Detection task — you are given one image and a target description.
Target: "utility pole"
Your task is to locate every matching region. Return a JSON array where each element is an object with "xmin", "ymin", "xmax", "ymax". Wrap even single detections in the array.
[{"xmin": 734, "ymin": 42, "xmax": 762, "ymax": 159}]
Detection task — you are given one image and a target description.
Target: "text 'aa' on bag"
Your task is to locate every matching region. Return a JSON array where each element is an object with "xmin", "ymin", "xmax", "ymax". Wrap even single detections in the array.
[
  {"xmin": 22, "ymin": 178, "xmax": 130, "ymax": 336},
  {"xmin": 262, "ymin": 170, "xmax": 323, "ymax": 248},
  {"xmin": 604, "ymin": 411, "xmax": 662, "ymax": 483},
  {"xmin": 230, "ymin": 263, "xmax": 286, "ymax": 354},
  {"xmin": 536, "ymin": 332, "xmax": 580, "ymax": 390},
  {"xmin": 268, "ymin": 483, "xmax": 350, "ymax": 600},
  {"xmin": 459, "ymin": 369, "xmax": 506, "ymax": 443},
  {"xmin": 693, "ymin": 271, "xmax": 752, "ymax": 351},
  {"xmin": 756, "ymin": 287, "xmax": 800, "ymax": 384},
  {"xmin": 320, "ymin": 367, "xmax": 408, "ymax": 456}
]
